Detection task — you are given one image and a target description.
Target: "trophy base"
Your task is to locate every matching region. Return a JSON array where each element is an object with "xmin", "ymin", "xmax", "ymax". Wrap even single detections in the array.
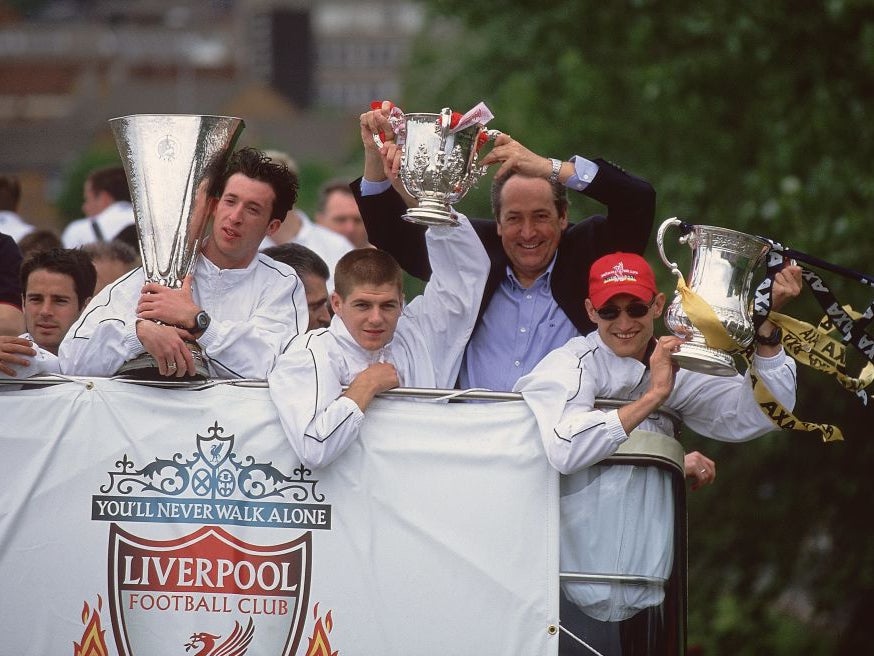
[
  {"xmin": 115, "ymin": 344, "xmax": 209, "ymax": 381},
  {"xmin": 671, "ymin": 342, "xmax": 738, "ymax": 377},
  {"xmin": 402, "ymin": 200, "xmax": 460, "ymax": 227}
]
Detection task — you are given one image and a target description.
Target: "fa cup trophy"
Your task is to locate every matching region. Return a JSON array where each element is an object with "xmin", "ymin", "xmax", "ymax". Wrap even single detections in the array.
[
  {"xmin": 657, "ymin": 217, "xmax": 770, "ymax": 376},
  {"xmin": 373, "ymin": 104, "xmax": 499, "ymax": 226},
  {"xmin": 110, "ymin": 114, "xmax": 245, "ymax": 379}
]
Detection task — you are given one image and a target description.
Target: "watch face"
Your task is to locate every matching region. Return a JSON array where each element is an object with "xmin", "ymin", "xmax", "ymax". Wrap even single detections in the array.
[{"xmin": 196, "ymin": 311, "xmax": 210, "ymax": 331}]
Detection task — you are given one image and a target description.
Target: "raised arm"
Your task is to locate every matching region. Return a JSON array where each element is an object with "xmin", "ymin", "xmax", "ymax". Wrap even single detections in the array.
[
  {"xmin": 402, "ymin": 213, "xmax": 490, "ymax": 388},
  {"xmin": 673, "ymin": 265, "xmax": 802, "ymax": 440},
  {"xmin": 351, "ymin": 179, "xmax": 432, "ymax": 280},
  {"xmin": 575, "ymin": 157, "xmax": 656, "ymax": 254},
  {"xmin": 351, "ymin": 103, "xmax": 433, "ymax": 280},
  {"xmin": 477, "ymin": 134, "xmax": 655, "ymax": 250}
]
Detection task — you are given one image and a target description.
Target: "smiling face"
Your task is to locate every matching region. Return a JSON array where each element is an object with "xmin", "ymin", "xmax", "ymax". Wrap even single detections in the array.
[
  {"xmin": 203, "ymin": 173, "xmax": 281, "ymax": 269},
  {"xmin": 495, "ymin": 176, "xmax": 568, "ymax": 288},
  {"xmin": 585, "ymin": 292, "xmax": 666, "ymax": 361},
  {"xmin": 331, "ymin": 283, "xmax": 403, "ymax": 351},
  {"xmin": 24, "ymin": 269, "xmax": 87, "ymax": 354}
]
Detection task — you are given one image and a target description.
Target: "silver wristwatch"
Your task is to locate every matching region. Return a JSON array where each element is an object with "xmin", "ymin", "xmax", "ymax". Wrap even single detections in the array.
[{"xmin": 548, "ymin": 157, "xmax": 562, "ymax": 184}]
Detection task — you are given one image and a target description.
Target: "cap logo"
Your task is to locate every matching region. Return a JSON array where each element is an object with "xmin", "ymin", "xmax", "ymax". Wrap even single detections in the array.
[{"xmin": 600, "ymin": 261, "xmax": 639, "ymax": 285}]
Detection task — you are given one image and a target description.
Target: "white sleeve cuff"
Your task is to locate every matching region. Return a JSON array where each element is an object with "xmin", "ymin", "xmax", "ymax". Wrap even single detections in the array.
[
  {"xmin": 124, "ymin": 323, "xmax": 147, "ymax": 358},
  {"xmin": 605, "ymin": 408, "xmax": 632, "ymax": 442},
  {"xmin": 194, "ymin": 320, "xmax": 219, "ymax": 352},
  {"xmin": 751, "ymin": 349, "xmax": 787, "ymax": 372}
]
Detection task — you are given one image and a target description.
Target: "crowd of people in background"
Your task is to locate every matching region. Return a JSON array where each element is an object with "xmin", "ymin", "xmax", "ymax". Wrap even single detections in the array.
[{"xmin": 0, "ymin": 105, "xmax": 804, "ymax": 655}]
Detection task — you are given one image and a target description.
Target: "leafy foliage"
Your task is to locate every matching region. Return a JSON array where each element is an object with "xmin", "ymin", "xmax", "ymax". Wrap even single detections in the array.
[
  {"xmin": 407, "ymin": 1, "xmax": 874, "ymax": 651},
  {"xmin": 54, "ymin": 147, "xmax": 122, "ymax": 224}
]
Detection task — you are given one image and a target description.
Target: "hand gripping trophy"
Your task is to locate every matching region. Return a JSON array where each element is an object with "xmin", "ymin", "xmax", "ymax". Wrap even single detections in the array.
[
  {"xmin": 372, "ymin": 102, "xmax": 500, "ymax": 226},
  {"xmin": 110, "ymin": 114, "xmax": 244, "ymax": 379}
]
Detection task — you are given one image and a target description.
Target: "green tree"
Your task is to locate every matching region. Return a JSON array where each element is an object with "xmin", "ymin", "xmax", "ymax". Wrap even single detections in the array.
[
  {"xmin": 405, "ymin": 1, "xmax": 874, "ymax": 652},
  {"xmin": 55, "ymin": 147, "xmax": 122, "ymax": 224}
]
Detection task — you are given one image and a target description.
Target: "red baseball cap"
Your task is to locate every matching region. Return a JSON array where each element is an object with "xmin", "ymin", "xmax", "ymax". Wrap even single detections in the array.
[{"xmin": 588, "ymin": 252, "xmax": 658, "ymax": 308}]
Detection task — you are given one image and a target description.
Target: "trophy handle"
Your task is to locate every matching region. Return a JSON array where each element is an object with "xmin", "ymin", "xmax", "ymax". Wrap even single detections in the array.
[{"xmin": 657, "ymin": 217, "xmax": 684, "ymax": 277}]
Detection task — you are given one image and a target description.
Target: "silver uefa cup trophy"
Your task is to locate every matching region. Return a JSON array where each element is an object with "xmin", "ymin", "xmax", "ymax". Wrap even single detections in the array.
[
  {"xmin": 657, "ymin": 217, "xmax": 770, "ymax": 376},
  {"xmin": 110, "ymin": 114, "xmax": 245, "ymax": 379},
  {"xmin": 373, "ymin": 107, "xmax": 500, "ymax": 226}
]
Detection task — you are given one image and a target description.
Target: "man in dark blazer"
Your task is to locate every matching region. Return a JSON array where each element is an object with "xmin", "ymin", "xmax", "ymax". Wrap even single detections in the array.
[{"xmin": 353, "ymin": 106, "xmax": 656, "ymax": 391}]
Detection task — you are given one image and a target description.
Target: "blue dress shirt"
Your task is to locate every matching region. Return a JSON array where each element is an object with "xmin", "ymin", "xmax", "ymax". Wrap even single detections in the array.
[{"xmin": 459, "ymin": 258, "xmax": 580, "ymax": 390}]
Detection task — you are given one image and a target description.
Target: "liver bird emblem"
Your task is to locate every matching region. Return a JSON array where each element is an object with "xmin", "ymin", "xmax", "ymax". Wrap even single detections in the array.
[{"xmin": 184, "ymin": 618, "xmax": 254, "ymax": 656}]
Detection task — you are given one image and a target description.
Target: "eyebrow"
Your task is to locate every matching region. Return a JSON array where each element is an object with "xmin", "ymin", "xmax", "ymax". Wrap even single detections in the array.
[
  {"xmin": 26, "ymin": 293, "xmax": 73, "ymax": 301},
  {"xmin": 224, "ymin": 192, "xmax": 266, "ymax": 212}
]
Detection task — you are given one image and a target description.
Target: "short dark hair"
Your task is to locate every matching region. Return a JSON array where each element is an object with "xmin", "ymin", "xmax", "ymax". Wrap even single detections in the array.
[
  {"xmin": 81, "ymin": 240, "xmax": 139, "ymax": 266},
  {"xmin": 262, "ymin": 242, "xmax": 330, "ymax": 280},
  {"xmin": 113, "ymin": 224, "xmax": 139, "ymax": 251},
  {"xmin": 17, "ymin": 229, "xmax": 62, "ymax": 259},
  {"xmin": 218, "ymin": 148, "xmax": 299, "ymax": 222},
  {"xmin": 87, "ymin": 166, "xmax": 131, "ymax": 203},
  {"xmin": 0, "ymin": 175, "xmax": 21, "ymax": 211},
  {"xmin": 317, "ymin": 179, "xmax": 354, "ymax": 213},
  {"xmin": 490, "ymin": 172, "xmax": 568, "ymax": 222},
  {"xmin": 20, "ymin": 248, "xmax": 97, "ymax": 308},
  {"xmin": 333, "ymin": 249, "xmax": 402, "ymax": 298}
]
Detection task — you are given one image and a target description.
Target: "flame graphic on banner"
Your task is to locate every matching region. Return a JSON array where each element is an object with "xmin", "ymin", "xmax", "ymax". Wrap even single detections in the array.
[
  {"xmin": 305, "ymin": 602, "xmax": 338, "ymax": 656},
  {"xmin": 74, "ymin": 596, "xmax": 110, "ymax": 656}
]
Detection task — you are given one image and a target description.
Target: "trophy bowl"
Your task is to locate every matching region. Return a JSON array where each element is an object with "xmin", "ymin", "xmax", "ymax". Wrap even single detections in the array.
[
  {"xmin": 657, "ymin": 217, "xmax": 770, "ymax": 376},
  {"xmin": 374, "ymin": 107, "xmax": 499, "ymax": 226},
  {"xmin": 110, "ymin": 114, "xmax": 245, "ymax": 380}
]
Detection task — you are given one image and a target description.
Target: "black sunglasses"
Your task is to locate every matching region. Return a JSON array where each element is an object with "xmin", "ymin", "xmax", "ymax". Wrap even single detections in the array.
[{"xmin": 595, "ymin": 297, "xmax": 656, "ymax": 321}]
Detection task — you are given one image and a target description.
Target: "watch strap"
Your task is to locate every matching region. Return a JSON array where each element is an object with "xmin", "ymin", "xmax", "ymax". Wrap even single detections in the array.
[
  {"xmin": 548, "ymin": 158, "xmax": 562, "ymax": 185},
  {"xmin": 193, "ymin": 310, "xmax": 211, "ymax": 333},
  {"xmin": 755, "ymin": 325, "xmax": 782, "ymax": 346}
]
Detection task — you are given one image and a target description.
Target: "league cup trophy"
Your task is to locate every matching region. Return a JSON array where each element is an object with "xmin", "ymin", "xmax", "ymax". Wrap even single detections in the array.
[
  {"xmin": 373, "ymin": 104, "xmax": 500, "ymax": 226},
  {"xmin": 110, "ymin": 114, "xmax": 245, "ymax": 379},
  {"xmin": 657, "ymin": 217, "xmax": 770, "ymax": 376}
]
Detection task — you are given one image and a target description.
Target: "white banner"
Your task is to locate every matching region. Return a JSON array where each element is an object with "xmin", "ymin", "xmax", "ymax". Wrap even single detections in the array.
[{"xmin": 0, "ymin": 379, "xmax": 559, "ymax": 655}]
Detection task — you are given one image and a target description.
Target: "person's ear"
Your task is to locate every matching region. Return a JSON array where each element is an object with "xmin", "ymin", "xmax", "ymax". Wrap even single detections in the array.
[
  {"xmin": 330, "ymin": 291, "xmax": 342, "ymax": 315},
  {"xmin": 652, "ymin": 292, "xmax": 667, "ymax": 318},
  {"xmin": 265, "ymin": 218, "xmax": 282, "ymax": 237},
  {"xmin": 584, "ymin": 298, "xmax": 598, "ymax": 322}
]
